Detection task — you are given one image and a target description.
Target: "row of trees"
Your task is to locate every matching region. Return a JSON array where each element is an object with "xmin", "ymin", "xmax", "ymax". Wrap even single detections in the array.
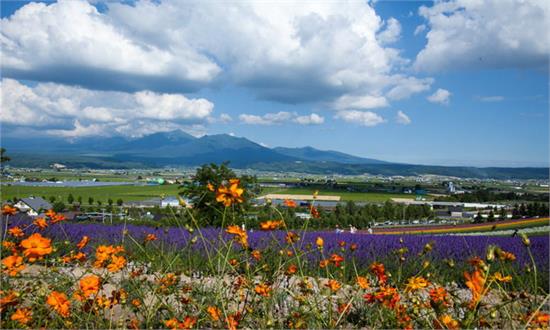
[
  {"xmin": 436, "ymin": 189, "xmax": 548, "ymax": 203},
  {"xmin": 253, "ymin": 201, "xmax": 434, "ymax": 230}
]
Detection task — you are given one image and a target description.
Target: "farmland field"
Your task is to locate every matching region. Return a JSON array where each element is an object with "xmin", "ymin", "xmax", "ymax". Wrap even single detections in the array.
[
  {"xmin": 260, "ymin": 187, "xmax": 420, "ymax": 202},
  {"xmin": 1, "ymin": 184, "xmax": 418, "ymax": 204},
  {"xmin": 0, "ymin": 184, "xmax": 181, "ymax": 204}
]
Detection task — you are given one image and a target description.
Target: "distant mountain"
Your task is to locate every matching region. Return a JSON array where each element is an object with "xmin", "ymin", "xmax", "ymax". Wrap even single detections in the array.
[
  {"xmin": 2, "ymin": 130, "xmax": 548, "ymax": 179},
  {"xmin": 273, "ymin": 146, "xmax": 388, "ymax": 164}
]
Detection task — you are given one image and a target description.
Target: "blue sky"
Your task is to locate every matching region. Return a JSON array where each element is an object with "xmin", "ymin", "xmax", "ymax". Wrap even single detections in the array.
[{"xmin": 1, "ymin": 0, "xmax": 548, "ymax": 167}]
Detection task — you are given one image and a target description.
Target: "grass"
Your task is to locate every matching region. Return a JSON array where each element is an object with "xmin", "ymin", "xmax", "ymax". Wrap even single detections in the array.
[
  {"xmin": 260, "ymin": 187, "xmax": 422, "ymax": 202},
  {"xmin": 1, "ymin": 184, "xmax": 419, "ymax": 204},
  {"xmin": 0, "ymin": 184, "xmax": 181, "ymax": 204}
]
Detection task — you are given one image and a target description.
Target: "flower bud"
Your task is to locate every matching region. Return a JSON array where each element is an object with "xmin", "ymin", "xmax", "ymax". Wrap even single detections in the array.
[{"xmin": 520, "ymin": 233, "xmax": 530, "ymax": 246}]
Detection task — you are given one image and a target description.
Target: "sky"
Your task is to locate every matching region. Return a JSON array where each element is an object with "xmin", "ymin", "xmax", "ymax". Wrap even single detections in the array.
[{"xmin": 1, "ymin": 0, "xmax": 548, "ymax": 167}]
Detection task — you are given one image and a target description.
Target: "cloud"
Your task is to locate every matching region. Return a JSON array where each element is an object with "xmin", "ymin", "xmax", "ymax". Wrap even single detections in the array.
[
  {"xmin": 335, "ymin": 110, "xmax": 385, "ymax": 127},
  {"xmin": 333, "ymin": 94, "xmax": 389, "ymax": 110},
  {"xmin": 0, "ymin": 78, "xmax": 214, "ymax": 137},
  {"xmin": 415, "ymin": 0, "xmax": 550, "ymax": 72},
  {"xmin": 414, "ymin": 24, "xmax": 426, "ymax": 36},
  {"xmin": 294, "ymin": 113, "xmax": 325, "ymax": 125},
  {"xmin": 477, "ymin": 96, "xmax": 505, "ymax": 102},
  {"xmin": 1, "ymin": 0, "xmax": 432, "ymax": 108},
  {"xmin": 239, "ymin": 112, "xmax": 324, "ymax": 125},
  {"xmin": 208, "ymin": 113, "xmax": 233, "ymax": 124},
  {"xmin": 395, "ymin": 110, "xmax": 411, "ymax": 125},
  {"xmin": 0, "ymin": 1, "xmax": 220, "ymax": 93},
  {"xmin": 377, "ymin": 17, "xmax": 401, "ymax": 44},
  {"xmin": 427, "ymin": 88, "xmax": 451, "ymax": 105}
]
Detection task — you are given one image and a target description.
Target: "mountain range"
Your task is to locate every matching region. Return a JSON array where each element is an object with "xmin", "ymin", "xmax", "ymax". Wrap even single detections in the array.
[{"xmin": 2, "ymin": 130, "xmax": 548, "ymax": 179}]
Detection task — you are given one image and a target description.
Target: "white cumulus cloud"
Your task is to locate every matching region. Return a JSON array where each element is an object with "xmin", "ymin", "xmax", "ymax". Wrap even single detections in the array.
[
  {"xmin": 415, "ymin": 0, "xmax": 550, "ymax": 72},
  {"xmin": 0, "ymin": 78, "xmax": 214, "ymax": 137},
  {"xmin": 427, "ymin": 88, "xmax": 451, "ymax": 105},
  {"xmin": 335, "ymin": 110, "xmax": 385, "ymax": 127},
  {"xmin": 1, "ymin": 0, "xmax": 433, "ymax": 109},
  {"xmin": 239, "ymin": 112, "xmax": 324, "ymax": 125},
  {"xmin": 395, "ymin": 110, "xmax": 411, "ymax": 125}
]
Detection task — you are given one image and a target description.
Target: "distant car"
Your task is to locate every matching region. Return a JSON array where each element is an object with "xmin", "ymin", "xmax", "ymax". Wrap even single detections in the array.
[
  {"xmin": 412, "ymin": 220, "xmax": 420, "ymax": 224},
  {"xmin": 440, "ymin": 220, "xmax": 448, "ymax": 224},
  {"xmin": 428, "ymin": 220, "xmax": 435, "ymax": 224}
]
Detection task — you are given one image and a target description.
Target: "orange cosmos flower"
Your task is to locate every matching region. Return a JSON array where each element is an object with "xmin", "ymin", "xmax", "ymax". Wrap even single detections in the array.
[
  {"xmin": 370, "ymin": 262, "xmax": 388, "ymax": 285},
  {"xmin": 251, "ymin": 250, "xmax": 261, "ymax": 261},
  {"xmin": 164, "ymin": 318, "xmax": 180, "ymax": 329},
  {"xmin": 436, "ymin": 314, "xmax": 459, "ymax": 329},
  {"xmin": 20, "ymin": 233, "xmax": 53, "ymax": 262},
  {"xmin": 47, "ymin": 291, "xmax": 70, "ymax": 317},
  {"xmin": 207, "ymin": 306, "xmax": 221, "ymax": 321},
  {"xmin": 330, "ymin": 254, "xmax": 344, "ymax": 267},
  {"xmin": 464, "ymin": 270, "xmax": 486, "ymax": 309},
  {"xmin": 339, "ymin": 241, "xmax": 346, "ymax": 247},
  {"xmin": 315, "ymin": 236, "xmax": 324, "ymax": 248},
  {"xmin": 51, "ymin": 214, "xmax": 66, "ymax": 224},
  {"xmin": 181, "ymin": 316, "xmax": 197, "ymax": 329},
  {"xmin": 2, "ymin": 255, "xmax": 25, "ymax": 276},
  {"xmin": 325, "ymin": 279, "xmax": 341, "ymax": 292},
  {"xmin": 350, "ymin": 243, "xmax": 358, "ymax": 251},
  {"xmin": 8, "ymin": 227, "xmax": 24, "ymax": 238},
  {"xmin": 76, "ymin": 236, "xmax": 89, "ymax": 250},
  {"xmin": 259, "ymin": 220, "xmax": 284, "ymax": 230},
  {"xmin": 528, "ymin": 312, "xmax": 550, "ymax": 328},
  {"xmin": 216, "ymin": 179, "xmax": 244, "ymax": 207},
  {"xmin": 492, "ymin": 272, "xmax": 512, "ymax": 283},
  {"xmin": 319, "ymin": 259, "xmax": 330, "ymax": 268},
  {"xmin": 497, "ymin": 250, "xmax": 516, "ymax": 262},
  {"xmin": 11, "ymin": 308, "xmax": 32, "ymax": 325},
  {"xmin": 429, "ymin": 287, "xmax": 449, "ymax": 306},
  {"xmin": 310, "ymin": 205, "xmax": 320, "ymax": 218},
  {"xmin": 405, "ymin": 276, "xmax": 430, "ymax": 292},
  {"xmin": 33, "ymin": 217, "xmax": 48, "ymax": 230},
  {"xmin": 283, "ymin": 199, "xmax": 297, "ymax": 208},
  {"xmin": 357, "ymin": 276, "xmax": 370, "ymax": 289},
  {"xmin": 107, "ymin": 255, "xmax": 126, "ymax": 272},
  {"xmin": 364, "ymin": 286, "xmax": 401, "ymax": 309},
  {"xmin": 207, "ymin": 183, "xmax": 215, "ymax": 192},
  {"xmin": 79, "ymin": 275, "xmax": 101, "ymax": 298},
  {"xmin": 254, "ymin": 283, "xmax": 271, "ymax": 297},
  {"xmin": 45, "ymin": 209, "xmax": 56, "ymax": 218},
  {"xmin": 225, "ymin": 225, "xmax": 248, "ymax": 249},
  {"xmin": 2, "ymin": 205, "xmax": 17, "ymax": 215},
  {"xmin": 144, "ymin": 233, "xmax": 158, "ymax": 242},
  {"xmin": 0, "ymin": 291, "xmax": 19, "ymax": 312},
  {"xmin": 226, "ymin": 313, "xmax": 240, "ymax": 330},
  {"xmin": 285, "ymin": 232, "xmax": 299, "ymax": 244},
  {"xmin": 286, "ymin": 264, "xmax": 298, "ymax": 275},
  {"xmin": 2, "ymin": 241, "xmax": 17, "ymax": 254},
  {"xmin": 73, "ymin": 252, "xmax": 86, "ymax": 262}
]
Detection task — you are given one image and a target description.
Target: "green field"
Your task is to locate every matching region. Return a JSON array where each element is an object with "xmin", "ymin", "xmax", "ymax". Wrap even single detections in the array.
[
  {"xmin": 260, "ymin": 187, "xmax": 422, "ymax": 202},
  {"xmin": 0, "ymin": 184, "xmax": 181, "ymax": 204},
  {"xmin": 1, "ymin": 184, "xmax": 419, "ymax": 204}
]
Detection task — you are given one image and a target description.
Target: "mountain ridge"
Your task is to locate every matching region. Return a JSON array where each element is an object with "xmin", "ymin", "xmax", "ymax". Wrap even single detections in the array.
[{"xmin": 1, "ymin": 130, "xmax": 548, "ymax": 179}]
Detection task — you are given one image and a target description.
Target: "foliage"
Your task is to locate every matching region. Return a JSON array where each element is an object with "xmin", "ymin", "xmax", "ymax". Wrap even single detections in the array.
[{"xmin": 179, "ymin": 162, "xmax": 258, "ymax": 226}]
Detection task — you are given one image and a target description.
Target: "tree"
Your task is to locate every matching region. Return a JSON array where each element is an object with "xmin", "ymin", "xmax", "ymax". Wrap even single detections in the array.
[
  {"xmin": 487, "ymin": 210, "xmax": 495, "ymax": 222},
  {"xmin": 97, "ymin": 200, "xmax": 102, "ymax": 207},
  {"xmin": 179, "ymin": 162, "xmax": 257, "ymax": 226},
  {"xmin": 52, "ymin": 201, "xmax": 66, "ymax": 213},
  {"xmin": 0, "ymin": 148, "xmax": 10, "ymax": 164},
  {"xmin": 67, "ymin": 194, "xmax": 74, "ymax": 204},
  {"xmin": 49, "ymin": 196, "xmax": 56, "ymax": 203},
  {"xmin": 107, "ymin": 198, "xmax": 113, "ymax": 206},
  {"xmin": 77, "ymin": 196, "xmax": 83, "ymax": 204},
  {"xmin": 116, "ymin": 198, "xmax": 124, "ymax": 206},
  {"xmin": 88, "ymin": 197, "xmax": 94, "ymax": 206},
  {"xmin": 474, "ymin": 211, "xmax": 483, "ymax": 223}
]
